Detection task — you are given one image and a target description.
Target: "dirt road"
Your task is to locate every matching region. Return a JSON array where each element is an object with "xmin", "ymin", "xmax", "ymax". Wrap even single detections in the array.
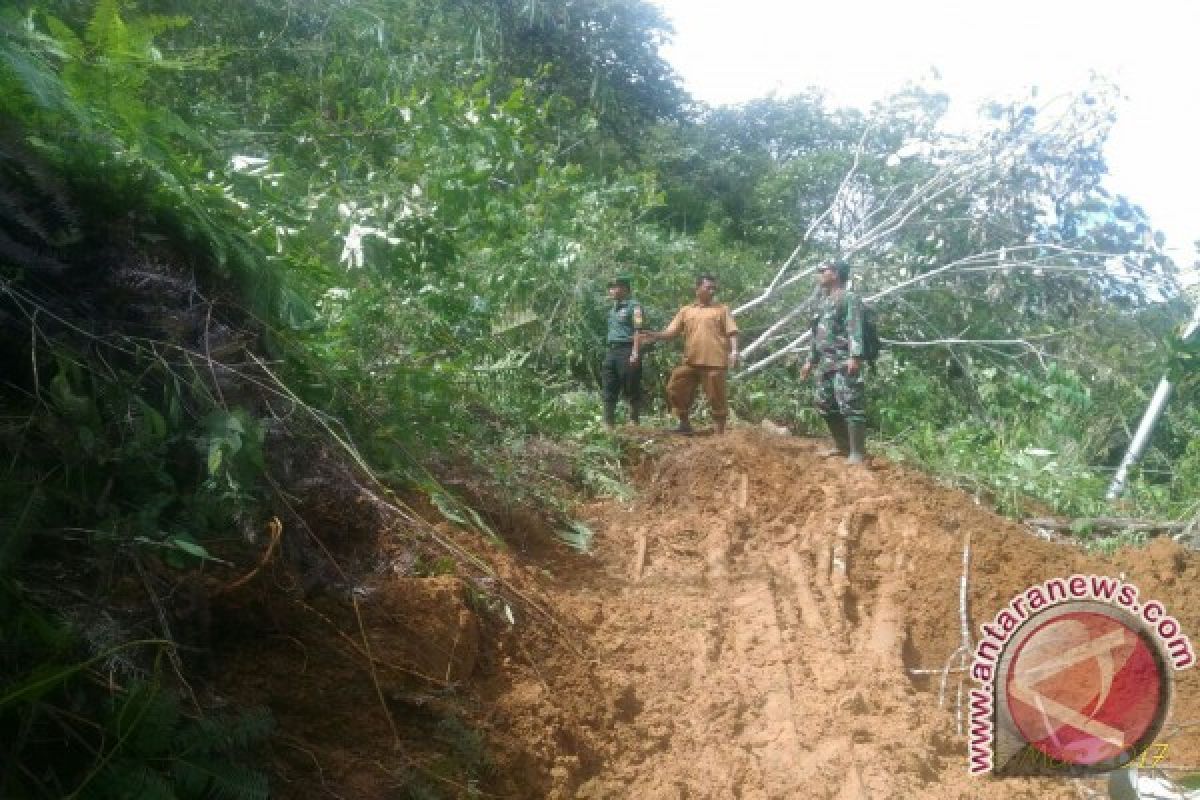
[{"xmin": 485, "ymin": 429, "xmax": 1200, "ymax": 799}]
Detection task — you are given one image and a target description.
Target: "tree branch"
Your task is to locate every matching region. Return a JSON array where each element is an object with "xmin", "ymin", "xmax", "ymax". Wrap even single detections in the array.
[
  {"xmin": 1025, "ymin": 517, "xmax": 1187, "ymax": 535},
  {"xmin": 738, "ymin": 244, "xmax": 1150, "ymax": 375}
]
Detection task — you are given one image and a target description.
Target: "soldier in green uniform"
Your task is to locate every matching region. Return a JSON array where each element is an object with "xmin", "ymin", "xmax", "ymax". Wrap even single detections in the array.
[
  {"xmin": 602, "ymin": 274, "xmax": 645, "ymax": 431},
  {"xmin": 800, "ymin": 261, "xmax": 867, "ymax": 464}
]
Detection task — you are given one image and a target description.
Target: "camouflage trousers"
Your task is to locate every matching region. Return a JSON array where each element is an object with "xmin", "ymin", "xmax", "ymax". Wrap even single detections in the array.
[{"xmin": 812, "ymin": 363, "xmax": 866, "ymax": 423}]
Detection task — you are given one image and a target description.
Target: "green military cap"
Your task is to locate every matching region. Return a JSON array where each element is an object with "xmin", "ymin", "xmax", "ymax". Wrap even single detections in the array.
[
  {"xmin": 608, "ymin": 273, "xmax": 632, "ymax": 288},
  {"xmin": 820, "ymin": 260, "xmax": 850, "ymax": 282}
]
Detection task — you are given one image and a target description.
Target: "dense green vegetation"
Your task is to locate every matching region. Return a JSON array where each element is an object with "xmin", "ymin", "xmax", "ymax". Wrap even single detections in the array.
[{"xmin": 1, "ymin": 0, "xmax": 1197, "ymax": 796}]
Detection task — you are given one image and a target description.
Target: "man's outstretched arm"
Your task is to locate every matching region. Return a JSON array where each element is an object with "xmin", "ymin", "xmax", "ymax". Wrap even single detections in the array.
[{"xmin": 638, "ymin": 308, "xmax": 684, "ymax": 345}]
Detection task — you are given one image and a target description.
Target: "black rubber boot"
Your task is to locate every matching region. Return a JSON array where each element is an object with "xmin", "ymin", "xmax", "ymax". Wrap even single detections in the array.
[
  {"xmin": 819, "ymin": 414, "xmax": 849, "ymax": 457},
  {"xmin": 846, "ymin": 420, "xmax": 867, "ymax": 465}
]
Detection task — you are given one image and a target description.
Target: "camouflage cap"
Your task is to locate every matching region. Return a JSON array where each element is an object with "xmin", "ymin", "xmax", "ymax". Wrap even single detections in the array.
[{"xmin": 608, "ymin": 273, "xmax": 632, "ymax": 288}]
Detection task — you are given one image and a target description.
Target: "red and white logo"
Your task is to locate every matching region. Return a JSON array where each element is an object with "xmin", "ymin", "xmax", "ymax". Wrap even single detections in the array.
[
  {"xmin": 1004, "ymin": 609, "xmax": 1166, "ymax": 768},
  {"xmin": 970, "ymin": 577, "xmax": 1193, "ymax": 776}
]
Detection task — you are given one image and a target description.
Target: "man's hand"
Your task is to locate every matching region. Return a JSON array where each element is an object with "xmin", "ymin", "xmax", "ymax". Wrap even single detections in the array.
[
  {"xmin": 729, "ymin": 349, "xmax": 739, "ymax": 368},
  {"xmin": 629, "ymin": 350, "xmax": 640, "ymax": 364},
  {"xmin": 800, "ymin": 361, "xmax": 812, "ymax": 381},
  {"xmin": 847, "ymin": 357, "xmax": 861, "ymax": 377}
]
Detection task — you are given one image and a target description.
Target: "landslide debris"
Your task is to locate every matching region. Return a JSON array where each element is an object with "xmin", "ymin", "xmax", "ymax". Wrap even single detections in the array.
[{"xmin": 216, "ymin": 428, "xmax": 1200, "ymax": 799}]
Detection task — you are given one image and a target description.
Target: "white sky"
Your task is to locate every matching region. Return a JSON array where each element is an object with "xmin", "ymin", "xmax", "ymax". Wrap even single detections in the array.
[{"xmin": 649, "ymin": 0, "xmax": 1200, "ymax": 265}]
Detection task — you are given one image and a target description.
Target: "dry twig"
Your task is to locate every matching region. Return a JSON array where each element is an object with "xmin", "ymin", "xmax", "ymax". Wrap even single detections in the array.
[
  {"xmin": 353, "ymin": 594, "xmax": 401, "ymax": 750},
  {"xmin": 216, "ymin": 516, "xmax": 283, "ymax": 595}
]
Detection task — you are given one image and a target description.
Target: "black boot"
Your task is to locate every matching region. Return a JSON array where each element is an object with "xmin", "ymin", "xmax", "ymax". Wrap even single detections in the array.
[
  {"xmin": 846, "ymin": 420, "xmax": 867, "ymax": 465},
  {"xmin": 603, "ymin": 404, "xmax": 616, "ymax": 432},
  {"xmin": 819, "ymin": 414, "xmax": 849, "ymax": 457}
]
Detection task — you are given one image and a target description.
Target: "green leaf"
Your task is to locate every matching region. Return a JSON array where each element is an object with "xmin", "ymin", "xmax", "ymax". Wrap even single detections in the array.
[
  {"xmin": 84, "ymin": 0, "xmax": 128, "ymax": 54},
  {"xmin": 556, "ymin": 521, "xmax": 593, "ymax": 553},
  {"xmin": 431, "ymin": 491, "xmax": 467, "ymax": 526},
  {"xmin": 465, "ymin": 506, "xmax": 502, "ymax": 546},
  {"xmin": 167, "ymin": 535, "xmax": 211, "ymax": 560},
  {"xmin": 44, "ymin": 14, "xmax": 85, "ymax": 58},
  {"xmin": 138, "ymin": 398, "xmax": 167, "ymax": 441},
  {"xmin": 0, "ymin": 40, "xmax": 74, "ymax": 116},
  {"xmin": 207, "ymin": 443, "xmax": 224, "ymax": 475}
]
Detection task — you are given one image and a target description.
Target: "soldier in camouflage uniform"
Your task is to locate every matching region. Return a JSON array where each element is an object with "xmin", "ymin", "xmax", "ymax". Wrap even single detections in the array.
[
  {"xmin": 602, "ymin": 274, "xmax": 645, "ymax": 431},
  {"xmin": 800, "ymin": 261, "xmax": 867, "ymax": 464}
]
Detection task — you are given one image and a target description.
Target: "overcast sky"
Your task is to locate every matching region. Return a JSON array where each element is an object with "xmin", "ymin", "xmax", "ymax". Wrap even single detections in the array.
[{"xmin": 648, "ymin": 0, "xmax": 1200, "ymax": 266}]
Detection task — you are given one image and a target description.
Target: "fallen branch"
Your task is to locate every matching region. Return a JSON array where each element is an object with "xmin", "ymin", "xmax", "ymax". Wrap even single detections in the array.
[
  {"xmin": 733, "ymin": 125, "xmax": 876, "ymax": 318},
  {"xmin": 738, "ymin": 245, "xmax": 1151, "ymax": 376},
  {"xmin": 938, "ymin": 645, "xmax": 965, "ymax": 709},
  {"xmin": 906, "ymin": 666, "xmax": 968, "ymax": 675},
  {"xmin": 631, "ymin": 528, "xmax": 648, "ymax": 582},
  {"xmin": 1024, "ymin": 517, "xmax": 1187, "ymax": 535},
  {"xmin": 733, "ymin": 245, "xmax": 810, "ymax": 316},
  {"xmin": 956, "ymin": 531, "xmax": 973, "ymax": 736},
  {"xmin": 738, "ymin": 292, "xmax": 815, "ymax": 358},
  {"xmin": 958, "ymin": 531, "xmax": 973, "ymax": 660}
]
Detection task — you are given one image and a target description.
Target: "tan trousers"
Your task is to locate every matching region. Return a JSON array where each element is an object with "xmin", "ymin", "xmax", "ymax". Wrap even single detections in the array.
[{"xmin": 666, "ymin": 364, "xmax": 729, "ymax": 420}]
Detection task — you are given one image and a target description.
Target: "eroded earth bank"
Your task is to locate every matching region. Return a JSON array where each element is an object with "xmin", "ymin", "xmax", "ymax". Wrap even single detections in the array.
[{"xmin": 219, "ymin": 429, "xmax": 1200, "ymax": 799}]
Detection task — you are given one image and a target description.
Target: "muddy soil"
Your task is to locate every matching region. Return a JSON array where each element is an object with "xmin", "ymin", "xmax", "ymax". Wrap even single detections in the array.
[
  {"xmin": 220, "ymin": 429, "xmax": 1200, "ymax": 799},
  {"xmin": 486, "ymin": 429, "xmax": 1200, "ymax": 799}
]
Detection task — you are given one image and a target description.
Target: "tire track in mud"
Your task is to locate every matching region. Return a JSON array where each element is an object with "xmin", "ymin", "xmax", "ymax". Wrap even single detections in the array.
[
  {"xmin": 633, "ymin": 455, "xmax": 928, "ymax": 798},
  {"xmin": 576, "ymin": 450, "xmax": 922, "ymax": 798},
  {"xmin": 502, "ymin": 430, "xmax": 1200, "ymax": 799}
]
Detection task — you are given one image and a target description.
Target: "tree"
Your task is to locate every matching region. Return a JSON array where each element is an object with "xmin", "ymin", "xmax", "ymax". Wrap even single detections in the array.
[{"xmin": 735, "ymin": 82, "xmax": 1176, "ymax": 375}]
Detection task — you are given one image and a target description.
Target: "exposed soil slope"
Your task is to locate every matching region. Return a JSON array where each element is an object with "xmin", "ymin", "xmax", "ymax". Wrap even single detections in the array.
[
  {"xmin": 484, "ymin": 429, "xmax": 1200, "ymax": 799},
  {"xmin": 219, "ymin": 428, "xmax": 1200, "ymax": 799}
]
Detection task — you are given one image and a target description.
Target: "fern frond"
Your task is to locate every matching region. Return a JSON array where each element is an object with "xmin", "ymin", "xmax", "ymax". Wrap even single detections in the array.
[
  {"xmin": 43, "ymin": 15, "xmax": 85, "ymax": 59},
  {"xmin": 490, "ymin": 308, "xmax": 539, "ymax": 335},
  {"xmin": 0, "ymin": 44, "xmax": 75, "ymax": 117},
  {"xmin": 84, "ymin": 0, "xmax": 128, "ymax": 56},
  {"xmin": 172, "ymin": 756, "xmax": 268, "ymax": 800},
  {"xmin": 0, "ymin": 131, "xmax": 82, "ymax": 253},
  {"xmin": 128, "ymin": 14, "xmax": 191, "ymax": 54},
  {"xmin": 0, "ymin": 186, "xmax": 53, "ymax": 244},
  {"xmin": 110, "ymin": 682, "xmax": 179, "ymax": 759},
  {"xmin": 0, "ymin": 227, "xmax": 63, "ymax": 274},
  {"xmin": 397, "ymin": 772, "xmax": 442, "ymax": 800},
  {"xmin": 91, "ymin": 758, "xmax": 175, "ymax": 800},
  {"xmin": 174, "ymin": 707, "xmax": 273, "ymax": 754}
]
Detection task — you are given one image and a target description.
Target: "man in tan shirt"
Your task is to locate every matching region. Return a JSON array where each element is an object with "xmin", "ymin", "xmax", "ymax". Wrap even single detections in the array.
[{"xmin": 640, "ymin": 274, "xmax": 739, "ymax": 434}]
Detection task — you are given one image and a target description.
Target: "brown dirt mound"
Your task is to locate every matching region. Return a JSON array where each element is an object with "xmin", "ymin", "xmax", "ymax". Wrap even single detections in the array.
[
  {"xmin": 483, "ymin": 428, "xmax": 1200, "ymax": 799},
  {"xmin": 218, "ymin": 428, "xmax": 1200, "ymax": 798}
]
